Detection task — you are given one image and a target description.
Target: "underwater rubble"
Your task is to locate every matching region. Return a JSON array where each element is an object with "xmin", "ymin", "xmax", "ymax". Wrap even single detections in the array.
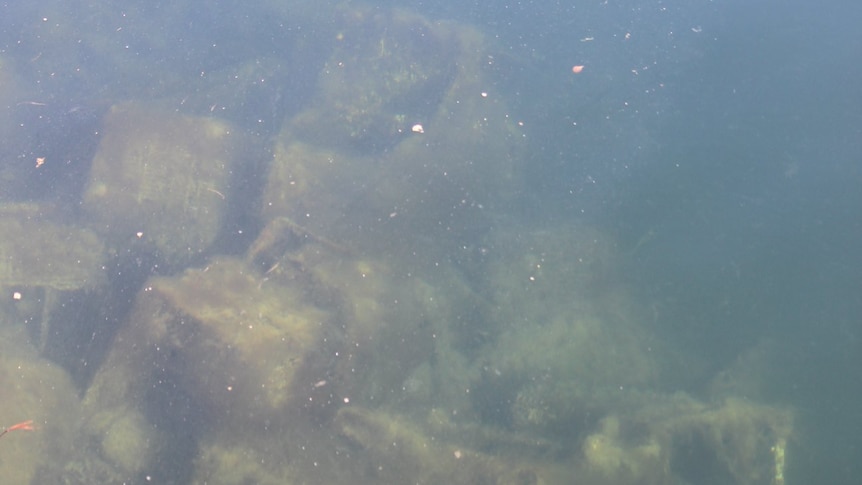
[{"xmin": 0, "ymin": 4, "xmax": 794, "ymax": 485}]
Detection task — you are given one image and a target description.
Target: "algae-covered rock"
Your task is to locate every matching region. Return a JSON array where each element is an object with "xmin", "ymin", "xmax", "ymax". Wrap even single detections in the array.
[
  {"xmin": 263, "ymin": 7, "xmax": 525, "ymax": 261},
  {"xmin": 252, "ymin": 237, "xmax": 439, "ymax": 410},
  {"xmin": 0, "ymin": 328, "xmax": 81, "ymax": 484},
  {"xmin": 85, "ymin": 257, "xmax": 334, "ymax": 435},
  {"xmin": 473, "ymin": 302, "xmax": 660, "ymax": 441},
  {"xmin": 0, "ymin": 205, "xmax": 105, "ymax": 290},
  {"xmin": 577, "ymin": 393, "xmax": 793, "ymax": 485},
  {"xmin": 83, "ymin": 102, "xmax": 242, "ymax": 266},
  {"xmin": 90, "ymin": 408, "xmax": 160, "ymax": 476},
  {"xmin": 663, "ymin": 397, "xmax": 792, "ymax": 485},
  {"xmin": 260, "ymin": 142, "xmax": 374, "ymax": 243},
  {"xmin": 290, "ymin": 7, "xmax": 459, "ymax": 153},
  {"xmin": 580, "ymin": 415, "xmax": 668, "ymax": 485},
  {"xmin": 0, "ymin": 204, "xmax": 106, "ymax": 353},
  {"xmin": 335, "ymin": 406, "xmax": 546, "ymax": 485},
  {"xmin": 77, "ymin": 256, "xmax": 340, "ymax": 480},
  {"xmin": 461, "ymin": 223, "xmax": 664, "ymax": 439},
  {"xmin": 192, "ymin": 442, "xmax": 291, "ymax": 485}
]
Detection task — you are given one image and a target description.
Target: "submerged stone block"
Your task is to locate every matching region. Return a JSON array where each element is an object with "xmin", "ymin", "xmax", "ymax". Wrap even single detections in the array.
[
  {"xmin": 0, "ymin": 204, "xmax": 104, "ymax": 290},
  {"xmin": 263, "ymin": 8, "xmax": 525, "ymax": 259},
  {"xmin": 82, "ymin": 256, "xmax": 337, "ymax": 477},
  {"xmin": 291, "ymin": 7, "xmax": 459, "ymax": 154},
  {"xmin": 83, "ymin": 102, "xmax": 240, "ymax": 266}
]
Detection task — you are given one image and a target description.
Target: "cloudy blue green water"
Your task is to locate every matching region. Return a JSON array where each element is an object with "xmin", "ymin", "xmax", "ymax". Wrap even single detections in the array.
[{"xmin": 0, "ymin": 1, "xmax": 859, "ymax": 483}]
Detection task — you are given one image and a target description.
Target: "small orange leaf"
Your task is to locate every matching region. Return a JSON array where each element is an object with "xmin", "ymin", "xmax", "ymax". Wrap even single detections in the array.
[{"xmin": 6, "ymin": 420, "xmax": 35, "ymax": 432}]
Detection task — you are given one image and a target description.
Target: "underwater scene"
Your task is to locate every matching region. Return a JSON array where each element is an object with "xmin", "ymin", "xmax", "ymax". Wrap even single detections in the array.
[{"xmin": 0, "ymin": 0, "xmax": 859, "ymax": 484}]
